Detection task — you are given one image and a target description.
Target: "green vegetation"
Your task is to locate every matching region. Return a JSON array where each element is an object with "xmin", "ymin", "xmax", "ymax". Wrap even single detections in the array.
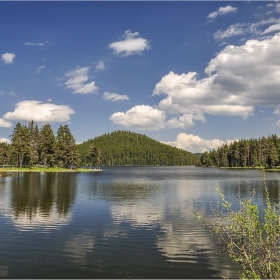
[
  {"xmin": 77, "ymin": 130, "xmax": 198, "ymax": 166},
  {"xmin": 0, "ymin": 121, "xmax": 79, "ymax": 170},
  {"xmin": 0, "ymin": 123, "xmax": 198, "ymax": 170},
  {"xmin": 199, "ymin": 134, "xmax": 280, "ymax": 169},
  {"xmin": 194, "ymin": 172, "xmax": 280, "ymax": 279}
]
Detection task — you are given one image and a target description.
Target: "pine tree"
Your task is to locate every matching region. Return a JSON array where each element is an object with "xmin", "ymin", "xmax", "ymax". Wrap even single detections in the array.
[
  {"xmin": 28, "ymin": 120, "xmax": 40, "ymax": 167},
  {"xmin": 39, "ymin": 124, "xmax": 56, "ymax": 167},
  {"xmin": 10, "ymin": 123, "xmax": 30, "ymax": 167},
  {"xmin": 0, "ymin": 142, "xmax": 8, "ymax": 166},
  {"xmin": 55, "ymin": 125, "xmax": 79, "ymax": 168}
]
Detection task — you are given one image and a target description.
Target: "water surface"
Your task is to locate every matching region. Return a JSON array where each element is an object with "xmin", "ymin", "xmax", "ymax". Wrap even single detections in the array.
[{"xmin": 0, "ymin": 167, "xmax": 279, "ymax": 278}]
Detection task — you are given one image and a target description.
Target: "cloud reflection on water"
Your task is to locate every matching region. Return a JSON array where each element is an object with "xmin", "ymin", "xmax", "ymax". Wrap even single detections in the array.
[{"xmin": 109, "ymin": 179, "xmax": 239, "ymax": 278}]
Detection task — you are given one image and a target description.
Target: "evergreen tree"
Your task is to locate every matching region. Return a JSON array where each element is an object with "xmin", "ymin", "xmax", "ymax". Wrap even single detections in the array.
[
  {"xmin": 10, "ymin": 123, "xmax": 30, "ymax": 167},
  {"xmin": 55, "ymin": 125, "xmax": 79, "ymax": 168},
  {"xmin": 0, "ymin": 142, "xmax": 8, "ymax": 166},
  {"xmin": 39, "ymin": 124, "xmax": 56, "ymax": 167},
  {"xmin": 88, "ymin": 145, "xmax": 98, "ymax": 168},
  {"xmin": 28, "ymin": 120, "xmax": 40, "ymax": 167}
]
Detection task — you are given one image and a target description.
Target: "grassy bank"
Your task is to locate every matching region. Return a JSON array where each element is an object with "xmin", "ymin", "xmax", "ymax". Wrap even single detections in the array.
[{"xmin": 0, "ymin": 167, "xmax": 101, "ymax": 173}]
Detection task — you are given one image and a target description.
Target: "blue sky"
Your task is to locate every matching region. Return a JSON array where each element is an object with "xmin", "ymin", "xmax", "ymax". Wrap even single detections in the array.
[{"xmin": 1, "ymin": 1, "xmax": 280, "ymax": 152}]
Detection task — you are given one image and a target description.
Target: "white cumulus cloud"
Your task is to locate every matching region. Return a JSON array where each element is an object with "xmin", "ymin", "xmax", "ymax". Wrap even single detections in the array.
[
  {"xmin": 110, "ymin": 105, "xmax": 166, "ymax": 130},
  {"xmin": 103, "ymin": 92, "xmax": 129, "ymax": 102},
  {"xmin": 1, "ymin": 53, "xmax": 15, "ymax": 64},
  {"xmin": 165, "ymin": 113, "xmax": 205, "ymax": 129},
  {"xmin": 208, "ymin": 5, "xmax": 237, "ymax": 20},
  {"xmin": 153, "ymin": 33, "xmax": 280, "ymax": 121},
  {"xmin": 0, "ymin": 100, "xmax": 75, "ymax": 124},
  {"xmin": 0, "ymin": 119, "xmax": 12, "ymax": 128},
  {"xmin": 164, "ymin": 133, "xmax": 236, "ymax": 153},
  {"xmin": 65, "ymin": 67, "xmax": 98, "ymax": 94},
  {"xmin": 109, "ymin": 30, "xmax": 150, "ymax": 56}
]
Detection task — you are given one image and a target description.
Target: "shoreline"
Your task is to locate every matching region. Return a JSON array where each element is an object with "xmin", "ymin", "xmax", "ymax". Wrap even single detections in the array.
[
  {"xmin": 218, "ymin": 167, "xmax": 280, "ymax": 172},
  {"xmin": 0, "ymin": 167, "xmax": 102, "ymax": 173}
]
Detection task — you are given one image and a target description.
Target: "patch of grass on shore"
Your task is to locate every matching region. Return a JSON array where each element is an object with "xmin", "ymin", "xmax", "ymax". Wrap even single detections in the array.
[{"xmin": 0, "ymin": 167, "xmax": 98, "ymax": 172}]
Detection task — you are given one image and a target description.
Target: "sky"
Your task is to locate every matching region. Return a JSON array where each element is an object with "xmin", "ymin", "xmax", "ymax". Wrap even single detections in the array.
[{"xmin": 1, "ymin": 1, "xmax": 280, "ymax": 153}]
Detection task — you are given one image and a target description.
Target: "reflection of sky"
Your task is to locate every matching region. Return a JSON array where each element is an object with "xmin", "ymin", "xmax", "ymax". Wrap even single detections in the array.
[
  {"xmin": 0, "ymin": 176, "xmax": 71, "ymax": 231},
  {"xmin": 64, "ymin": 230, "xmax": 95, "ymax": 265},
  {"xmin": 110, "ymin": 179, "xmax": 238, "ymax": 278}
]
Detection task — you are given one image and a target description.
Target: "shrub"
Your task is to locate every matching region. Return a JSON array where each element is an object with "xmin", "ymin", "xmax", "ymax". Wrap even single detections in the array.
[{"xmin": 194, "ymin": 172, "xmax": 280, "ymax": 279}]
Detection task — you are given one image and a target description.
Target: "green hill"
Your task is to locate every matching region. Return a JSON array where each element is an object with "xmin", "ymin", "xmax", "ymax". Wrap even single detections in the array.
[{"xmin": 77, "ymin": 130, "xmax": 198, "ymax": 166}]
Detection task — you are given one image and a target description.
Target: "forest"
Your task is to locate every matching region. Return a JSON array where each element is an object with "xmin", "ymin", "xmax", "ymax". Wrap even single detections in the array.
[
  {"xmin": 200, "ymin": 134, "xmax": 280, "ymax": 168},
  {"xmin": 77, "ymin": 130, "xmax": 198, "ymax": 166},
  {"xmin": 0, "ymin": 121, "xmax": 79, "ymax": 168},
  {"xmin": 0, "ymin": 122, "xmax": 198, "ymax": 168}
]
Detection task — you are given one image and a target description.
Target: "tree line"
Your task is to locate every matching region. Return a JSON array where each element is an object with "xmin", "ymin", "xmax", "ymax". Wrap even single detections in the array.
[
  {"xmin": 0, "ymin": 123, "xmax": 198, "ymax": 168},
  {"xmin": 0, "ymin": 121, "xmax": 79, "ymax": 168},
  {"xmin": 200, "ymin": 134, "xmax": 280, "ymax": 168}
]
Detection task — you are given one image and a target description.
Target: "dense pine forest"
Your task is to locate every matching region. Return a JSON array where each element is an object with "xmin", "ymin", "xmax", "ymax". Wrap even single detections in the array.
[
  {"xmin": 0, "ymin": 121, "xmax": 79, "ymax": 168},
  {"xmin": 0, "ymin": 122, "xmax": 198, "ymax": 168},
  {"xmin": 200, "ymin": 135, "xmax": 280, "ymax": 168},
  {"xmin": 77, "ymin": 131, "xmax": 198, "ymax": 166}
]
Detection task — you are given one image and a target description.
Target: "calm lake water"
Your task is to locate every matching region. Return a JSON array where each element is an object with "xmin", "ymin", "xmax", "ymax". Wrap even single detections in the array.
[{"xmin": 0, "ymin": 166, "xmax": 280, "ymax": 278}]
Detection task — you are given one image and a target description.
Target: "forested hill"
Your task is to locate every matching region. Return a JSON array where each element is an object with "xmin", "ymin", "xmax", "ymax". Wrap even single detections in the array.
[{"xmin": 78, "ymin": 130, "xmax": 198, "ymax": 166}]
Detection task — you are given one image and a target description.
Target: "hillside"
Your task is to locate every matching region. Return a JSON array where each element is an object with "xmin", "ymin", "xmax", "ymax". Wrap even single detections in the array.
[{"xmin": 77, "ymin": 130, "xmax": 198, "ymax": 166}]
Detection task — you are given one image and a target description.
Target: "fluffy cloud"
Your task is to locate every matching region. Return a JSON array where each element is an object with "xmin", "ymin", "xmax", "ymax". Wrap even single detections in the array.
[
  {"xmin": 65, "ymin": 67, "xmax": 98, "ymax": 94},
  {"xmin": 0, "ymin": 138, "xmax": 10, "ymax": 143},
  {"xmin": 165, "ymin": 113, "xmax": 205, "ymax": 129},
  {"xmin": 0, "ymin": 119, "xmax": 12, "ymax": 128},
  {"xmin": 1, "ymin": 53, "xmax": 15, "ymax": 64},
  {"xmin": 208, "ymin": 5, "xmax": 237, "ymax": 20},
  {"xmin": 153, "ymin": 33, "xmax": 280, "ymax": 120},
  {"xmin": 165, "ymin": 133, "xmax": 236, "ymax": 153},
  {"xmin": 0, "ymin": 100, "xmax": 75, "ymax": 125},
  {"xmin": 103, "ymin": 92, "xmax": 129, "ymax": 102},
  {"xmin": 95, "ymin": 60, "xmax": 105, "ymax": 70},
  {"xmin": 109, "ymin": 30, "xmax": 150, "ymax": 56},
  {"xmin": 110, "ymin": 105, "xmax": 166, "ymax": 130}
]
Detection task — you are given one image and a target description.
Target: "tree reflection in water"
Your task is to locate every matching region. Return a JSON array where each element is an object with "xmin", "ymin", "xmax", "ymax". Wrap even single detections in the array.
[{"xmin": 10, "ymin": 173, "xmax": 77, "ymax": 230}]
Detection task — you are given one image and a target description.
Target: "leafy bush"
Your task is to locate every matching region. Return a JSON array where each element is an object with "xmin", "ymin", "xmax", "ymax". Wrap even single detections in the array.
[{"xmin": 194, "ymin": 172, "xmax": 280, "ymax": 279}]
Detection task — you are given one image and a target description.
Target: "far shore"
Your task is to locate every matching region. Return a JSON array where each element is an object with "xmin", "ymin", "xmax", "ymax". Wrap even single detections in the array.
[
  {"xmin": 219, "ymin": 166, "xmax": 280, "ymax": 172},
  {"xmin": 0, "ymin": 167, "xmax": 102, "ymax": 173}
]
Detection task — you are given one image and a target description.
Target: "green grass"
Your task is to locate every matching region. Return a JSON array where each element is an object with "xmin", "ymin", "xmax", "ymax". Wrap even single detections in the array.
[{"xmin": 0, "ymin": 166, "xmax": 99, "ymax": 172}]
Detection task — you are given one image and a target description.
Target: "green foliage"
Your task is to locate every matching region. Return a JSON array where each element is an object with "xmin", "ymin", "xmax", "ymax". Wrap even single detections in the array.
[
  {"xmin": 10, "ymin": 123, "xmax": 31, "ymax": 167},
  {"xmin": 39, "ymin": 124, "xmax": 56, "ymax": 167},
  {"xmin": 55, "ymin": 125, "xmax": 80, "ymax": 168},
  {"xmin": 194, "ymin": 172, "xmax": 280, "ymax": 279},
  {"xmin": 2, "ymin": 121, "xmax": 79, "ymax": 169},
  {"xmin": 2, "ymin": 124, "xmax": 198, "ymax": 168},
  {"xmin": 77, "ymin": 130, "xmax": 197, "ymax": 166},
  {"xmin": 206, "ymin": 134, "xmax": 280, "ymax": 168}
]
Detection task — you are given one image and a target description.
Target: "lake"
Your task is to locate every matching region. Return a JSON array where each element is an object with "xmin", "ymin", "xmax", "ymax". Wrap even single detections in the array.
[{"xmin": 0, "ymin": 166, "xmax": 279, "ymax": 278}]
